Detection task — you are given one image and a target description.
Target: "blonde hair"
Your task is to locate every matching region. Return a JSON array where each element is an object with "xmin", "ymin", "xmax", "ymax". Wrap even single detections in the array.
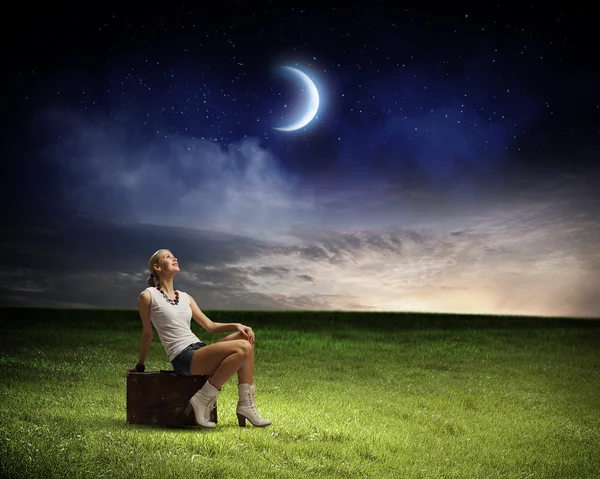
[{"xmin": 147, "ymin": 249, "xmax": 168, "ymax": 287}]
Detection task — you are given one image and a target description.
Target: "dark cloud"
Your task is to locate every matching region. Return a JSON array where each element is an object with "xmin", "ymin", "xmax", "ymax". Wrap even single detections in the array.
[
  {"xmin": 254, "ymin": 266, "xmax": 290, "ymax": 278},
  {"xmin": 1, "ymin": 212, "xmax": 269, "ymax": 273},
  {"xmin": 296, "ymin": 274, "xmax": 314, "ymax": 282},
  {"xmin": 0, "ymin": 211, "xmax": 278, "ymax": 309}
]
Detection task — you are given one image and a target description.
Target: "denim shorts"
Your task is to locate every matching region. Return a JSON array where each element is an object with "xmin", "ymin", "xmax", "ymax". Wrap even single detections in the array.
[{"xmin": 171, "ymin": 342, "xmax": 206, "ymax": 376}]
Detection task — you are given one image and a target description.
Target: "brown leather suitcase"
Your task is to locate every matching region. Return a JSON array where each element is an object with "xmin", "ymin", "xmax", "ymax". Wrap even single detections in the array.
[{"xmin": 126, "ymin": 370, "xmax": 217, "ymax": 426}]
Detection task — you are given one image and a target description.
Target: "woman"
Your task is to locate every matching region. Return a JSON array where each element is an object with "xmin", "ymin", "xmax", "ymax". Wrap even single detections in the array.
[{"xmin": 132, "ymin": 248, "xmax": 271, "ymax": 429}]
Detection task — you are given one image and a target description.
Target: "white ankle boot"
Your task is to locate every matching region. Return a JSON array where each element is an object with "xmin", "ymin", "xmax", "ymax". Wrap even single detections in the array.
[
  {"xmin": 236, "ymin": 383, "xmax": 271, "ymax": 427},
  {"xmin": 185, "ymin": 380, "xmax": 219, "ymax": 428}
]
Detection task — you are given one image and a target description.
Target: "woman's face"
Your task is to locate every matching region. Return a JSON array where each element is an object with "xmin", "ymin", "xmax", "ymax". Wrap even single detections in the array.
[{"xmin": 156, "ymin": 250, "xmax": 180, "ymax": 275}]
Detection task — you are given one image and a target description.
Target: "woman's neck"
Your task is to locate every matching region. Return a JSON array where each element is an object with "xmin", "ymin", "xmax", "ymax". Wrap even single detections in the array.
[{"xmin": 158, "ymin": 279, "xmax": 175, "ymax": 295}]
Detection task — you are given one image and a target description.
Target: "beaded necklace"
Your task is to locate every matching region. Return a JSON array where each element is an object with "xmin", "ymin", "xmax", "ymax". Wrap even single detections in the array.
[{"xmin": 156, "ymin": 284, "xmax": 180, "ymax": 306}]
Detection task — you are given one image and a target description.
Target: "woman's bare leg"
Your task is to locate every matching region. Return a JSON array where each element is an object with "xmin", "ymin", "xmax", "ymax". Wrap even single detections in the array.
[
  {"xmin": 189, "ymin": 339, "xmax": 252, "ymax": 389},
  {"xmin": 205, "ymin": 332, "xmax": 270, "ymax": 427},
  {"xmin": 214, "ymin": 332, "xmax": 254, "ymax": 384}
]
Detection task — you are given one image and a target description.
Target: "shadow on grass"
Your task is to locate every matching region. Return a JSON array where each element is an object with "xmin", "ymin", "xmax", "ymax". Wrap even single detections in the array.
[
  {"xmin": 89, "ymin": 415, "xmax": 239, "ymax": 434},
  {"xmin": 128, "ymin": 423, "xmax": 243, "ymax": 433}
]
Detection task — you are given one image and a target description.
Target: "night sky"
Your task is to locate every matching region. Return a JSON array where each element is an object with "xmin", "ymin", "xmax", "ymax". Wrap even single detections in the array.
[{"xmin": 2, "ymin": 3, "xmax": 599, "ymax": 317}]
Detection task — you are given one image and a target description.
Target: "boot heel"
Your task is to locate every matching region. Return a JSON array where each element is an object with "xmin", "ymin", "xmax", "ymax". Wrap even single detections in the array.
[
  {"xmin": 185, "ymin": 403, "xmax": 193, "ymax": 416},
  {"xmin": 237, "ymin": 413, "xmax": 246, "ymax": 427}
]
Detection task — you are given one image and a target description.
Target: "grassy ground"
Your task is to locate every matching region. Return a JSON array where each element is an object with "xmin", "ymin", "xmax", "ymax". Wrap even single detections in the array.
[{"xmin": 0, "ymin": 308, "xmax": 599, "ymax": 478}]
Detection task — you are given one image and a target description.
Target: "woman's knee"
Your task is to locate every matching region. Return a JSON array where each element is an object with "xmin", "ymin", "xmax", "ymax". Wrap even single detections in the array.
[{"xmin": 233, "ymin": 339, "xmax": 253, "ymax": 357}]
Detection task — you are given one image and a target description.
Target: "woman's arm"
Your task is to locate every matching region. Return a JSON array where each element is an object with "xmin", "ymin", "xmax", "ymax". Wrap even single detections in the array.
[
  {"xmin": 189, "ymin": 295, "xmax": 253, "ymax": 343},
  {"xmin": 135, "ymin": 291, "xmax": 154, "ymax": 366}
]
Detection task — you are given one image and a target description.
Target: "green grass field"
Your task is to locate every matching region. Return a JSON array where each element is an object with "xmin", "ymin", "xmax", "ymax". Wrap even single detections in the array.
[{"xmin": 1, "ymin": 308, "xmax": 599, "ymax": 478}]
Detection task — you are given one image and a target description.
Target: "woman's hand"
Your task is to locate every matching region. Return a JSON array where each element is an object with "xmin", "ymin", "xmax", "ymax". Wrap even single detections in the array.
[{"xmin": 236, "ymin": 323, "xmax": 254, "ymax": 345}]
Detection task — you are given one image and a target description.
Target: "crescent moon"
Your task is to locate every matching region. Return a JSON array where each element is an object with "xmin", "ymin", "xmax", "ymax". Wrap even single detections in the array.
[{"xmin": 274, "ymin": 67, "xmax": 320, "ymax": 132}]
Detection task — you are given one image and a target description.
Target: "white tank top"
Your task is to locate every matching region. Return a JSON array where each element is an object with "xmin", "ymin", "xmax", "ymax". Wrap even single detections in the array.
[{"xmin": 145, "ymin": 286, "xmax": 202, "ymax": 361}]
